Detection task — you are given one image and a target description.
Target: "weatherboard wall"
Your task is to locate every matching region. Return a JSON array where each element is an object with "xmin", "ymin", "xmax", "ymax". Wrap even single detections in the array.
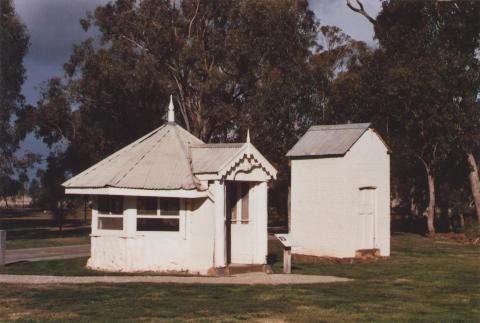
[
  {"xmin": 87, "ymin": 196, "xmax": 216, "ymax": 274},
  {"xmin": 290, "ymin": 128, "xmax": 390, "ymax": 258}
]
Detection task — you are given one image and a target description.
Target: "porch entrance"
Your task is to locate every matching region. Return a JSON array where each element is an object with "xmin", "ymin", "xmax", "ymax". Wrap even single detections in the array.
[{"xmin": 226, "ymin": 181, "xmax": 255, "ymax": 264}]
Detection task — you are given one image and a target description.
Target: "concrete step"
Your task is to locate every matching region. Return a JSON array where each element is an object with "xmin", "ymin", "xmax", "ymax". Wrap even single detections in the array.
[
  {"xmin": 226, "ymin": 264, "xmax": 272, "ymax": 275},
  {"xmin": 207, "ymin": 264, "xmax": 273, "ymax": 276}
]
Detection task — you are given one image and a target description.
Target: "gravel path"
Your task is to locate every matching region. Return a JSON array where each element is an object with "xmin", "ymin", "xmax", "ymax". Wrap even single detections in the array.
[
  {"xmin": 0, "ymin": 273, "xmax": 351, "ymax": 285},
  {"xmin": 5, "ymin": 244, "xmax": 90, "ymax": 264}
]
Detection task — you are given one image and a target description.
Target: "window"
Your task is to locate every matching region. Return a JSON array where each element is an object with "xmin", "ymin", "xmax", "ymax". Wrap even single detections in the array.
[
  {"xmin": 240, "ymin": 183, "xmax": 250, "ymax": 223},
  {"xmin": 97, "ymin": 195, "xmax": 124, "ymax": 231},
  {"xmin": 136, "ymin": 197, "xmax": 181, "ymax": 232},
  {"xmin": 137, "ymin": 197, "xmax": 157, "ymax": 215},
  {"xmin": 98, "ymin": 195, "xmax": 124, "ymax": 215},
  {"xmin": 98, "ymin": 196, "xmax": 110, "ymax": 214},
  {"xmin": 227, "ymin": 182, "xmax": 250, "ymax": 224},
  {"xmin": 160, "ymin": 198, "xmax": 180, "ymax": 216},
  {"xmin": 227, "ymin": 183, "xmax": 238, "ymax": 223},
  {"xmin": 98, "ymin": 217, "xmax": 123, "ymax": 230},
  {"xmin": 137, "ymin": 218, "xmax": 179, "ymax": 231}
]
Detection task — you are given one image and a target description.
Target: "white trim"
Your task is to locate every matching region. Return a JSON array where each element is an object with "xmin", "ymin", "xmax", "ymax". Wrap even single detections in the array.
[
  {"xmin": 218, "ymin": 143, "xmax": 277, "ymax": 180},
  {"xmin": 65, "ymin": 187, "xmax": 207, "ymax": 198}
]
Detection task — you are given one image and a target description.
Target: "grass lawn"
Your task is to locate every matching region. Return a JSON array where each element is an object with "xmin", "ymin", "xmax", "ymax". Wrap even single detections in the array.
[
  {"xmin": 0, "ymin": 233, "xmax": 479, "ymax": 321},
  {"xmin": 1, "ymin": 208, "xmax": 90, "ymax": 249}
]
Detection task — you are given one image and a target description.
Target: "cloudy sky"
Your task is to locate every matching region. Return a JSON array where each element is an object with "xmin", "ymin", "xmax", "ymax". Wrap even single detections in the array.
[{"xmin": 13, "ymin": 0, "xmax": 381, "ymax": 169}]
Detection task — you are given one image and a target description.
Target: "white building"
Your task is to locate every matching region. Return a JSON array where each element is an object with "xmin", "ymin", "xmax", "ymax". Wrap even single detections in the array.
[
  {"xmin": 287, "ymin": 123, "xmax": 390, "ymax": 258},
  {"xmin": 63, "ymin": 97, "xmax": 277, "ymax": 274}
]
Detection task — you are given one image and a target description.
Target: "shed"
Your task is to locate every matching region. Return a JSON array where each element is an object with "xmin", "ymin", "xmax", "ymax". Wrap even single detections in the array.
[
  {"xmin": 286, "ymin": 123, "xmax": 390, "ymax": 258},
  {"xmin": 63, "ymin": 97, "xmax": 277, "ymax": 274}
]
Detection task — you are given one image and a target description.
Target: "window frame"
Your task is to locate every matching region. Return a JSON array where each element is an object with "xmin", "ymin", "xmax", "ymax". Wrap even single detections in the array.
[
  {"xmin": 240, "ymin": 182, "xmax": 250, "ymax": 224},
  {"xmin": 96, "ymin": 195, "xmax": 124, "ymax": 231},
  {"xmin": 135, "ymin": 197, "xmax": 181, "ymax": 232}
]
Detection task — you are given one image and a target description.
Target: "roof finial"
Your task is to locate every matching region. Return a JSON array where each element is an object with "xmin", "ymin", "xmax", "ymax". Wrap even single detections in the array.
[
  {"xmin": 168, "ymin": 95, "xmax": 175, "ymax": 123},
  {"xmin": 246, "ymin": 129, "xmax": 251, "ymax": 143}
]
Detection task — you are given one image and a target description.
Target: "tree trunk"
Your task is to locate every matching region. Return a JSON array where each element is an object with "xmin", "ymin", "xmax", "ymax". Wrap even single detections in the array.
[
  {"xmin": 421, "ymin": 162, "xmax": 436, "ymax": 235},
  {"xmin": 459, "ymin": 212, "xmax": 465, "ymax": 229},
  {"xmin": 467, "ymin": 152, "xmax": 480, "ymax": 223},
  {"xmin": 409, "ymin": 185, "xmax": 419, "ymax": 218}
]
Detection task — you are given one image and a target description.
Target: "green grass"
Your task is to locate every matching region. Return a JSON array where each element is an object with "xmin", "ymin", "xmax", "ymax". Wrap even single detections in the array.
[
  {"xmin": 0, "ymin": 233, "xmax": 479, "ymax": 321},
  {"xmin": 1, "ymin": 208, "xmax": 90, "ymax": 249},
  {"xmin": 6, "ymin": 234, "xmax": 90, "ymax": 250}
]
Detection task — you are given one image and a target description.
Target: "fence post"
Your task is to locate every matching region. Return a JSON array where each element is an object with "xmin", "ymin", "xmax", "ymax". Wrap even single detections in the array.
[
  {"xmin": 283, "ymin": 246, "xmax": 292, "ymax": 274},
  {"xmin": 0, "ymin": 230, "xmax": 6, "ymax": 268}
]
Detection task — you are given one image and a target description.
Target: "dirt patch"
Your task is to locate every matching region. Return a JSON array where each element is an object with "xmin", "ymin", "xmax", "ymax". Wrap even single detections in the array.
[{"xmin": 431, "ymin": 233, "xmax": 474, "ymax": 245}]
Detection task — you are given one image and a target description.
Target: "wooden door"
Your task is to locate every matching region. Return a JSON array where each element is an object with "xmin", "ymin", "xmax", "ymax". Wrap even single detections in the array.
[{"xmin": 359, "ymin": 187, "xmax": 376, "ymax": 249}]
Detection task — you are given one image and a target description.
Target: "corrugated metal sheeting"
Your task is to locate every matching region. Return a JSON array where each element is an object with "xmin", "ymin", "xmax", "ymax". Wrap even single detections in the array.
[
  {"xmin": 190, "ymin": 143, "xmax": 245, "ymax": 174},
  {"xmin": 286, "ymin": 123, "xmax": 370, "ymax": 157},
  {"xmin": 62, "ymin": 123, "xmax": 248, "ymax": 190},
  {"xmin": 63, "ymin": 123, "xmax": 205, "ymax": 190}
]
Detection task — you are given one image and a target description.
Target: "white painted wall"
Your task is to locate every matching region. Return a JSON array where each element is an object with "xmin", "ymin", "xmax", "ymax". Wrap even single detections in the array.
[
  {"xmin": 290, "ymin": 129, "xmax": 390, "ymax": 258},
  {"xmin": 87, "ymin": 179, "xmax": 269, "ymax": 273},
  {"xmin": 87, "ymin": 196, "xmax": 216, "ymax": 275}
]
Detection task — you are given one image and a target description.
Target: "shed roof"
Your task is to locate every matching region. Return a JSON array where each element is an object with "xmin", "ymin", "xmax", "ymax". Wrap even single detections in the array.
[
  {"xmin": 62, "ymin": 123, "xmax": 204, "ymax": 190},
  {"xmin": 190, "ymin": 143, "xmax": 245, "ymax": 174},
  {"xmin": 286, "ymin": 123, "xmax": 371, "ymax": 157}
]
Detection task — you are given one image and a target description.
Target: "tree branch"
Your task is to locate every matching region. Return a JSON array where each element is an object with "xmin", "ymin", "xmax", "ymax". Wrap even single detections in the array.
[
  {"xmin": 346, "ymin": 0, "xmax": 377, "ymax": 25},
  {"xmin": 187, "ymin": 0, "xmax": 200, "ymax": 39}
]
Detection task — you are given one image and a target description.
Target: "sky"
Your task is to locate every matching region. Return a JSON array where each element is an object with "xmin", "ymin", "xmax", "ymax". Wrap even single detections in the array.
[{"xmin": 13, "ymin": 0, "xmax": 381, "ymax": 174}]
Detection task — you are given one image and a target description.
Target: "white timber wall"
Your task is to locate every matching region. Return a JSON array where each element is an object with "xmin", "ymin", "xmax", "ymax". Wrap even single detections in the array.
[
  {"xmin": 345, "ymin": 129, "xmax": 390, "ymax": 256},
  {"xmin": 87, "ymin": 196, "xmax": 216, "ymax": 275},
  {"xmin": 86, "ymin": 179, "xmax": 269, "ymax": 273},
  {"xmin": 290, "ymin": 129, "xmax": 390, "ymax": 258},
  {"xmin": 290, "ymin": 156, "xmax": 348, "ymax": 257}
]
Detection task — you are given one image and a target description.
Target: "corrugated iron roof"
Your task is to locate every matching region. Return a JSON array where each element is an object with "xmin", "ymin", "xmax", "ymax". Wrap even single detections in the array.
[
  {"xmin": 190, "ymin": 144, "xmax": 245, "ymax": 174},
  {"xmin": 63, "ymin": 121, "xmax": 278, "ymax": 191},
  {"xmin": 286, "ymin": 123, "xmax": 371, "ymax": 157},
  {"xmin": 62, "ymin": 123, "xmax": 204, "ymax": 190}
]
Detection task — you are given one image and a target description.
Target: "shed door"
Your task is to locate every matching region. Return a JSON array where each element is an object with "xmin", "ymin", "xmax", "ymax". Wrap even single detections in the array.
[{"xmin": 359, "ymin": 187, "xmax": 376, "ymax": 249}]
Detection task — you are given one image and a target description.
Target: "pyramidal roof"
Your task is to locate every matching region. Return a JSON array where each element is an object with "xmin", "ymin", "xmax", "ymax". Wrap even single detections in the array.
[
  {"xmin": 64, "ymin": 97, "xmax": 277, "ymax": 192},
  {"xmin": 63, "ymin": 123, "xmax": 204, "ymax": 190}
]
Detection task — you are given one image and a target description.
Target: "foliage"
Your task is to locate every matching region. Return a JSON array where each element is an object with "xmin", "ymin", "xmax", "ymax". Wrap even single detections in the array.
[
  {"xmin": 463, "ymin": 217, "xmax": 480, "ymax": 242},
  {"xmin": 31, "ymin": 0, "xmax": 322, "ymax": 217},
  {"xmin": 0, "ymin": 174, "xmax": 20, "ymax": 206},
  {"xmin": 336, "ymin": 0, "xmax": 480, "ymax": 232},
  {"xmin": 0, "ymin": 0, "xmax": 39, "ymax": 201},
  {"xmin": 20, "ymin": 0, "xmax": 480, "ymax": 232}
]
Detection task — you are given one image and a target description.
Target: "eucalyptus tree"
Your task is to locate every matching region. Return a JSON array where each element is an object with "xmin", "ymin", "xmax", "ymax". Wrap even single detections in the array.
[
  {"xmin": 345, "ymin": 0, "xmax": 480, "ymax": 233},
  {"xmin": 0, "ymin": 0, "xmax": 34, "ymax": 194},
  {"xmin": 32, "ymin": 0, "xmax": 320, "ymax": 218}
]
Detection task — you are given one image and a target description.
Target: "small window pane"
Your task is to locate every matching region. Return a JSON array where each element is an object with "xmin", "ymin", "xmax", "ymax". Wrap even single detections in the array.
[
  {"xmin": 227, "ymin": 183, "xmax": 238, "ymax": 223},
  {"xmin": 98, "ymin": 196, "xmax": 109, "ymax": 214},
  {"xmin": 137, "ymin": 197, "xmax": 157, "ymax": 215},
  {"xmin": 160, "ymin": 198, "xmax": 180, "ymax": 216},
  {"xmin": 98, "ymin": 217, "xmax": 123, "ymax": 230},
  {"xmin": 110, "ymin": 196, "xmax": 124, "ymax": 214},
  {"xmin": 241, "ymin": 183, "xmax": 249, "ymax": 223},
  {"xmin": 137, "ymin": 218, "xmax": 179, "ymax": 231}
]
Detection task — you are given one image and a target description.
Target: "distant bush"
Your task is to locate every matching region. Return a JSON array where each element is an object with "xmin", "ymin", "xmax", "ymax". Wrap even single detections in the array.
[{"xmin": 463, "ymin": 218, "xmax": 480, "ymax": 244}]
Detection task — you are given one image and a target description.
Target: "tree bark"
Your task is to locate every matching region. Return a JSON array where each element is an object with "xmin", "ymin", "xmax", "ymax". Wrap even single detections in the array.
[
  {"xmin": 420, "ymin": 161, "xmax": 436, "ymax": 235},
  {"xmin": 409, "ymin": 185, "xmax": 419, "ymax": 218},
  {"xmin": 467, "ymin": 152, "xmax": 480, "ymax": 223}
]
